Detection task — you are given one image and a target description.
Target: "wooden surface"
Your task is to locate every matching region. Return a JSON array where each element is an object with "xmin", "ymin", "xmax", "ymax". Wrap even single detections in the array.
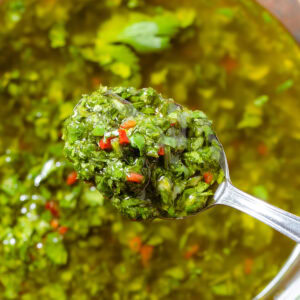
[{"xmin": 256, "ymin": 0, "xmax": 300, "ymax": 42}]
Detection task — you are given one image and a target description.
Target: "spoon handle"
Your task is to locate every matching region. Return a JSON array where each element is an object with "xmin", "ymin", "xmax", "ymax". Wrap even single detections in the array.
[{"xmin": 216, "ymin": 181, "xmax": 300, "ymax": 243}]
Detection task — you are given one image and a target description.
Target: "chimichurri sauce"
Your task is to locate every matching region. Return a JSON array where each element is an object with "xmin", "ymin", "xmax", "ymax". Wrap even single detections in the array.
[
  {"xmin": 0, "ymin": 0, "xmax": 300, "ymax": 299},
  {"xmin": 64, "ymin": 86, "xmax": 224, "ymax": 220}
]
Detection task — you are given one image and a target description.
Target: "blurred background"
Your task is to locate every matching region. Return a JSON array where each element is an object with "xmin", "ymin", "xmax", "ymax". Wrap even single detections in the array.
[
  {"xmin": 0, "ymin": 0, "xmax": 299, "ymax": 299},
  {"xmin": 257, "ymin": 0, "xmax": 300, "ymax": 42}
]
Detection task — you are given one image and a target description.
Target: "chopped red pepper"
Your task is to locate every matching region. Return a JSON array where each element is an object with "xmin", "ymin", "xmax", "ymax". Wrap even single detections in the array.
[
  {"xmin": 118, "ymin": 129, "xmax": 130, "ymax": 145},
  {"xmin": 45, "ymin": 201, "xmax": 59, "ymax": 217},
  {"xmin": 244, "ymin": 258, "xmax": 254, "ymax": 275},
  {"xmin": 50, "ymin": 219, "xmax": 59, "ymax": 229},
  {"xmin": 129, "ymin": 236, "xmax": 142, "ymax": 253},
  {"xmin": 184, "ymin": 244, "xmax": 199, "ymax": 259},
  {"xmin": 257, "ymin": 143, "xmax": 268, "ymax": 156},
  {"xmin": 99, "ymin": 137, "xmax": 113, "ymax": 150},
  {"xmin": 91, "ymin": 77, "xmax": 101, "ymax": 88},
  {"xmin": 158, "ymin": 146, "xmax": 165, "ymax": 156},
  {"xmin": 220, "ymin": 55, "xmax": 238, "ymax": 73},
  {"xmin": 140, "ymin": 244, "xmax": 154, "ymax": 267},
  {"xmin": 126, "ymin": 172, "xmax": 144, "ymax": 183},
  {"xmin": 203, "ymin": 172, "xmax": 213, "ymax": 184},
  {"xmin": 58, "ymin": 226, "xmax": 68, "ymax": 235},
  {"xmin": 66, "ymin": 171, "xmax": 77, "ymax": 185},
  {"xmin": 121, "ymin": 120, "xmax": 136, "ymax": 129}
]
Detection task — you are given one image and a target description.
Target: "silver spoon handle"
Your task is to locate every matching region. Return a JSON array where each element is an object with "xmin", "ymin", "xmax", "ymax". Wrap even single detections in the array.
[{"xmin": 216, "ymin": 181, "xmax": 300, "ymax": 243}]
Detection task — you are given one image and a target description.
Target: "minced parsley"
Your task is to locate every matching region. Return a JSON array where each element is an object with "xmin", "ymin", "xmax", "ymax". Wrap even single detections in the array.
[
  {"xmin": 1, "ymin": 0, "xmax": 299, "ymax": 298},
  {"xmin": 64, "ymin": 86, "xmax": 224, "ymax": 220}
]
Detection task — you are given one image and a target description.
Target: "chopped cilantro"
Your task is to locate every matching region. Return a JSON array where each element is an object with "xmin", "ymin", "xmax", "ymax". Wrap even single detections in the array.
[{"xmin": 64, "ymin": 86, "xmax": 224, "ymax": 219}]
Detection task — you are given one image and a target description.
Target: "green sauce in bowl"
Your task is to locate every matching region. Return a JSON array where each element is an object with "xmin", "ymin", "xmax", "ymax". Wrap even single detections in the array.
[{"xmin": 0, "ymin": 0, "xmax": 299, "ymax": 299}]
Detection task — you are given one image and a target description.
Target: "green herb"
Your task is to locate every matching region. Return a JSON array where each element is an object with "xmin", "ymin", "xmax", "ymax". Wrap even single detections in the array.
[
  {"xmin": 64, "ymin": 86, "xmax": 224, "ymax": 219},
  {"xmin": 92, "ymin": 125, "xmax": 105, "ymax": 136},
  {"xmin": 45, "ymin": 233, "xmax": 68, "ymax": 265},
  {"xmin": 130, "ymin": 133, "xmax": 145, "ymax": 152},
  {"xmin": 217, "ymin": 7, "xmax": 235, "ymax": 18},
  {"xmin": 117, "ymin": 15, "xmax": 179, "ymax": 53},
  {"xmin": 254, "ymin": 95, "xmax": 269, "ymax": 107},
  {"xmin": 252, "ymin": 185, "xmax": 268, "ymax": 201},
  {"xmin": 276, "ymin": 79, "xmax": 294, "ymax": 93}
]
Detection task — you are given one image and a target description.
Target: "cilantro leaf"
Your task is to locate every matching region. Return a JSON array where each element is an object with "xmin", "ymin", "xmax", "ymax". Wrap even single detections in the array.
[
  {"xmin": 81, "ymin": 44, "xmax": 139, "ymax": 79},
  {"xmin": 117, "ymin": 15, "xmax": 179, "ymax": 53},
  {"xmin": 254, "ymin": 95, "xmax": 269, "ymax": 107},
  {"xmin": 45, "ymin": 233, "xmax": 68, "ymax": 265},
  {"xmin": 129, "ymin": 133, "xmax": 145, "ymax": 152}
]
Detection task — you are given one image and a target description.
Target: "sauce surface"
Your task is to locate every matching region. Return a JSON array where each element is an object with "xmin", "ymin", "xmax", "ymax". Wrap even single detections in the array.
[{"xmin": 0, "ymin": 0, "xmax": 300, "ymax": 299}]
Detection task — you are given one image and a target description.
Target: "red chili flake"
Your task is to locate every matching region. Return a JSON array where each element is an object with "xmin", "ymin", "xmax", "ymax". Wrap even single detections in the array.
[
  {"xmin": 244, "ymin": 258, "xmax": 254, "ymax": 275},
  {"xmin": 18, "ymin": 139, "xmax": 31, "ymax": 150},
  {"xmin": 158, "ymin": 146, "xmax": 165, "ymax": 156},
  {"xmin": 153, "ymin": 84, "xmax": 164, "ymax": 93},
  {"xmin": 45, "ymin": 201, "xmax": 59, "ymax": 217},
  {"xmin": 121, "ymin": 120, "xmax": 137, "ymax": 129},
  {"xmin": 203, "ymin": 172, "xmax": 213, "ymax": 184},
  {"xmin": 92, "ymin": 77, "xmax": 101, "ymax": 88},
  {"xmin": 140, "ymin": 245, "xmax": 154, "ymax": 267},
  {"xmin": 118, "ymin": 129, "xmax": 130, "ymax": 145},
  {"xmin": 66, "ymin": 171, "xmax": 77, "ymax": 185},
  {"xmin": 184, "ymin": 244, "xmax": 199, "ymax": 259},
  {"xmin": 126, "ymin": 172, "xmax": 144, "ymax": 183},
  {"xmin": 99, "ymin": 137, "xmax": 113, "ymax": 150},
  {"xmin": 257, "ymin": 143, "xmax": 268, "ymax": 156},
  {"xmin": 58, "ymin": 226, "xmax": 68, "ymax": 235},
  {"xmin": 29, "ymin": 253, "xmax": 36, "ymax": 261},
  {"xmin": 220, "ymin": 55, "xmax": 238, "ymax": 73},
  {"xmin": 232, "ymin": 139, "xmax": 242, "ymax": 150},
  {"xmin": 129, "ymin": 236, "xmax": 142, "ymax": 253},
  {"xmin": 50, "ymin": 219, "xmax": 59, "ymax": 229}
]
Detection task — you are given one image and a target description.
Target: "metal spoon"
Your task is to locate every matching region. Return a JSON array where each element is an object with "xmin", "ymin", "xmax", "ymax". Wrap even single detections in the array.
[{"xmin": 207, "ymin": 135, "xmax": 300, "ymax": 243}]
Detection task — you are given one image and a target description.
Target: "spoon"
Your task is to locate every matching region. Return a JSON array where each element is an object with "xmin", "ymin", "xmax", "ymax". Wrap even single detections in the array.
[{"xmin": 205, "ymin": 135, "xmax": 300, "ymax": 243}]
